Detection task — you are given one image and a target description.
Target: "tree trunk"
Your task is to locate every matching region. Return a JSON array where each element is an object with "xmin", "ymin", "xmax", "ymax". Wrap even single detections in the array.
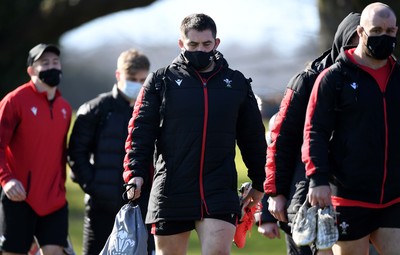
[
  {"xmin": 0, "ymin": 0, "xmax": 155, "ymax": 98},
  {"xmin": 318, "ymin": 0, "xmax": 400, "ymax": 54}
]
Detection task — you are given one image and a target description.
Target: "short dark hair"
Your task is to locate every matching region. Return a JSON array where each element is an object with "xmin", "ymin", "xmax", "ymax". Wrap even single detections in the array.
[{"xmin": 180, "ymin": 13, "xmax": 217, "ymax": 39}]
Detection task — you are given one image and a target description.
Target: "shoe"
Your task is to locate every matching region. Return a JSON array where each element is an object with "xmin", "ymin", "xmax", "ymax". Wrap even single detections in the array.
[
  {"xmin": 315, "ymin": 206, "xmax": 339, "ymax": 250},
  {"xmin": 292, "ymin": 201, "xmax": 318, "ymax": 246},
  {"xmin": 237, "ymin": 182, "xmax": 252, "ymax": 220},
  {"xmin": 234, "ymin": 182, "xmax": 256, "ymax": 248},
  {"xmin": 234, "ymin": 205, "xmax": 256, "ymax": 248}
]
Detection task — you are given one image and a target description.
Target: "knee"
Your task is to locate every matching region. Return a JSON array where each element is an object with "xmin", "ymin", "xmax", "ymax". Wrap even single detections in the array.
[
  {"xmin": 40, "ymin": 245, "xmax": 64, "ymax": 255},
  {"xmin": 201, "ymin": 243, "xmax": 231, "ymax": 255}
]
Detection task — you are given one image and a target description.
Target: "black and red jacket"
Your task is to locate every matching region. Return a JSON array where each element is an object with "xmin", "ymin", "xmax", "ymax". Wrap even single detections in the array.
[
  {"xmin": 123, "ymin": 52, "xmax": 266, "ymax": 223},
  {"xmin": 264, "ymin": 13, "xmax": 360, "ymax": 224},
  {"xmin": 303, "ymin": 48, "xmax": 400, "ymax": 208}
]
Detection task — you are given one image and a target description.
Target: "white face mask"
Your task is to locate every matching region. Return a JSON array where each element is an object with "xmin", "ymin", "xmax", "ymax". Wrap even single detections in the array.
[{"xmin": 120, "ymin": 80, "xmax": 142, "ymax": 99}]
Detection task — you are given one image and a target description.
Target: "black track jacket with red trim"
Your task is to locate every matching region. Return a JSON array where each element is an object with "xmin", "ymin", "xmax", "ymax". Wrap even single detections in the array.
[
  {"xmin": 264, "ymin": 12, "xmax": 360, "ymax": 199},
  {"xmin": 302, "ymin": 48, "xmax": 400, "ymax": 208},
  {"xmin": 123, "ymin": 52, "xmax": 266, "ymax": 223}
]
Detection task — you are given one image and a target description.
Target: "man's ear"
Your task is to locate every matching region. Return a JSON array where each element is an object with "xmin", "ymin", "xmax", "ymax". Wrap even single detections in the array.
[
  {"xmin": 356, "ymin": 25, "xmax": 364, "ymax": 38},
  {"xmin": 115, "ymin": 69, "xmax": 121, "ymax": 82},
  {"xmin": 178, "ymin": 38, "xmax": 184, "ymax": 50},
  {"xmin": 214, "ymin": 38, "xmax": 221, "ymax": 49},
  {"xmin": 27, "ymin": 66, "xmax": 35, "ymax": 76}
]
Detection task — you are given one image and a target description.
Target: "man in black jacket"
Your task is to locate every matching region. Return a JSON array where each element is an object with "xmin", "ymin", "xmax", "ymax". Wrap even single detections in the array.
[
  {"xmin": 263, "ymin": 12, "xmax": 360, "ymax": 254},
  {"xmin": 123, "ymin": 13, "xmax": 266, "ymax": 255},
  {"xmin": 303, "ymin": 2, "xmax": 400, "ymax": 254},
  {"xmin": 67, "ymin": 49, "xmax": 153, "ymax": 255}
]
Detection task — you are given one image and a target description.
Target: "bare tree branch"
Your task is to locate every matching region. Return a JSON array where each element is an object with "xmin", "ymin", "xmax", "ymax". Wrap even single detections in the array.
[{"xmin": 0, "ymin": 0, "xmax": 156, "ymax": 97}]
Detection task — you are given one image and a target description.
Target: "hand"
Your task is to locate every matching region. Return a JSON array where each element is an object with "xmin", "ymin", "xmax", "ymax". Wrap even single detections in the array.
[
  {"xmin": 3, "ymin": 179, "xmax": 26, "ymax": 201},
  {"xmin": 242, "ymin": 188, "xmax": 264, "ymax": 209},
  {"xmin": 268, "ymin": 194, "xmax": 288, "ymax": 222},
  {"xmin": 126, "ymin": 177, "xmax": 144, "ymax": 200},
  {"xmin": 258, "ymin": 222, "xmax": 281, "ymax": 239},
  {"xmin": 308, "ymin": 185, "xmax": 332, "ymax": 208}
]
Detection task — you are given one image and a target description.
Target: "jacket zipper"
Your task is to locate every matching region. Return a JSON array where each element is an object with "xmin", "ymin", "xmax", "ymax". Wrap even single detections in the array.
[
  {"xmin": 194, "ymin": 66, "xmax": 222, "ymax": 218},
  {"xmin": 49, "ymin": 100, "xmax": 54, "ymax": 119},
  {"xmin": 380, "ymin": 63, "xmax": 395, "ymax": 204},
  {"xmin": 381, "ymin": 95, "xmax": 388, "ymax": 204}
]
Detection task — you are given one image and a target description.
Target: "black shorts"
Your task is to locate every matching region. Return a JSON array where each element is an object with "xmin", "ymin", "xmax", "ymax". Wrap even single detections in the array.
[
  {"xmin": 335, "ymin": 203, "xmax": 400, "ymax": 241},
  {"xmin": 151, "ymin": 213, "xmax": 238, "ymax": 236},
  {"xmin": 0, "ymin": 195, "xmax": 68, "ymax": 253}
]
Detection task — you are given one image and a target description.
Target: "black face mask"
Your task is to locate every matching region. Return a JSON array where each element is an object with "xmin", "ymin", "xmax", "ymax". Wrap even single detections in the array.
[
  {"xmin": 183, "ymin": 50, "xmax": 215, "ymax": 70},
  {"xmin": 366, "ymin": 34, "xmax": 397, "ymax": 60},
  {"xmin": 38, "ymin": 69, "xmax": 62, "ymax": 87}
]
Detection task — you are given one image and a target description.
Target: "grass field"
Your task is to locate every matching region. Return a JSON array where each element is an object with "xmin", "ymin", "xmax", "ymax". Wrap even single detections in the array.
[
  {"xmin": 65, "ymin": 119, "xmax": 288, "ymax": 254},
  {"xmin": 66, "ymin": 176, "xmax": 287, "ymax": 255}
]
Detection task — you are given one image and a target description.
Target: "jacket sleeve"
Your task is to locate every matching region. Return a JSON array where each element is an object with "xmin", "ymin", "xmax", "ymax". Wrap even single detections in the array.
[
  {"xmin": 236, "ymin": 79, "xmax": 267, "ymax": 192},
  {"xmin": 123, "ymin": 72, "xmax": 161, "ymax": 185},
  {"xmin": 0, "ymin": 96, "xmax": 19, "ymax": 186},
  {"xmin": 302, "ymin": 68, "xmax": 336, "ymax": 188},
  {"xmin": 265, "ymin": 71, "xmax": 316, "ymax": 197},
  {"xmin": 259, "ymin": 194, "xmax": 277, "ymax": 224},
  {"xmin": 67, "ymin": 100, "xmax": 101, "ymax": 192}
]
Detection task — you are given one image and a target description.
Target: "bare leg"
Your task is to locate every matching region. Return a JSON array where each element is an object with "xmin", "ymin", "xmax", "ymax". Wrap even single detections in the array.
[
  {"xmin": 195, "ymin": 218, "xmax": 236, "ymax": 255},
  {"xmin": 154, "ymin": 231, "xmax": 191, "ymax": 255},
  {"xmin": 370, "ymin": 227, "xmax": 400, "ymax": 255},
  {"xmin": 40, "ymin": 245, "xmax": 64, "ymax": 255},
  {"xmin": 317, "ymin": 249, "xmax": 334, "ymax": 255},
  {"xmin": 331, "ymin": 235, "xmax": 370, "ymax": 255}
]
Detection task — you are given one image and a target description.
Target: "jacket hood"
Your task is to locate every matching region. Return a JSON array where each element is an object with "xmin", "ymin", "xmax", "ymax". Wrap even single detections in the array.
[
  {"xmin": 311, "ymin": 12, "xmax": 360, "ymax": 72},
  {"xmin": 331, "ymin": 12, "xmax": 361, "ymax": 63}
]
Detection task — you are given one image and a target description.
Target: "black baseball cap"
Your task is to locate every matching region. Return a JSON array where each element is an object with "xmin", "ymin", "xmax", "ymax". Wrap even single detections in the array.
[{"xmin": 27, "ymin": 43, "xmax": 60, "ymax": 66}]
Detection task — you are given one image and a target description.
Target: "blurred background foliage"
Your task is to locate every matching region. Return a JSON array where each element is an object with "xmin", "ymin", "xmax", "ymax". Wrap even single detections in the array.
[
  {"xmin": 3, "ymin": 0, "xmax": 400, "ymax": 253},
  {"xmin": 2, "ymin": 0, "xmax": 400, "ymax": 113},
  {"xmin": 1, "ymin": 0, "xmax": 156, "ymax": 98}
]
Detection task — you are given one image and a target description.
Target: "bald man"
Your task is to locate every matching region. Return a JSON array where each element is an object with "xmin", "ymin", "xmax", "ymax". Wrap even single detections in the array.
[{"xmin": 302, "ymin": 2, "xmax": 400, "ymax": 254}]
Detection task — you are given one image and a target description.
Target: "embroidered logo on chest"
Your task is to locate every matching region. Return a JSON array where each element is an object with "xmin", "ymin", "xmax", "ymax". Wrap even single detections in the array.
[
  {"xmin": 175, "ymin": 79, "xmax": 182, "ymax": 86},
  {"xmin": 350, "ymin": 82, "xmax": 358, "ymax": 90},
  {"xmin": 61, "ymin": 108, "xmax": 67, "ymax": 119},
  {"xmin": 31, "ymin": 107, "xmax": 38, "ymax": 116},
  {"xmin": 223, "ymin": 78, "xmax": 232, "ymax": 88}
]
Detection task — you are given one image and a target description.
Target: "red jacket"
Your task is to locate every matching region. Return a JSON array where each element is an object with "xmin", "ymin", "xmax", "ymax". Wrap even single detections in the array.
[{"xmin": 0, "ymin": 81, "xmax": 71, "ymax": 216}]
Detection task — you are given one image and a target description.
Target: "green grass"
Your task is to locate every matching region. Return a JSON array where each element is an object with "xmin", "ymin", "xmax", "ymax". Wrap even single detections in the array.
[{"xmin": 65, "ymin": 118, "xmax": 287, "ymax": 254}]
